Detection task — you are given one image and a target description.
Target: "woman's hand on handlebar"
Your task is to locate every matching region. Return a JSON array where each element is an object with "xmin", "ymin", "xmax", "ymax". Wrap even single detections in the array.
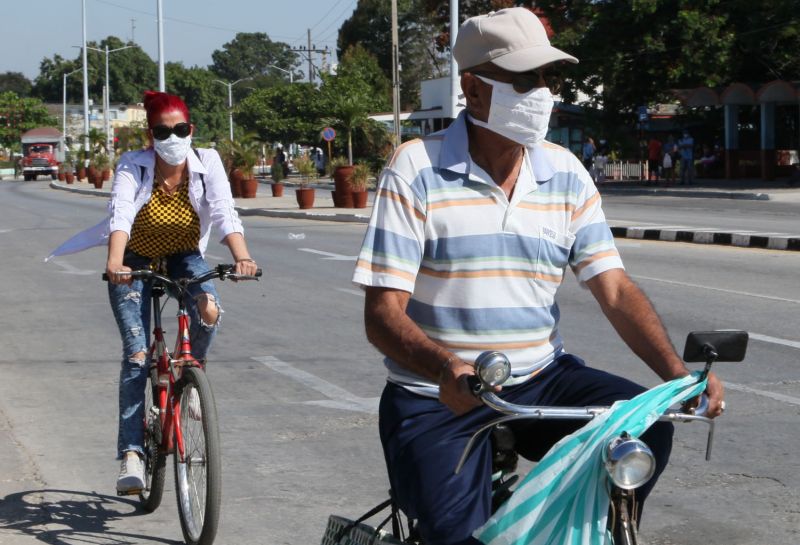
[
  {"xmin": 439, "ymin": 358, "xmax": 484, "ymax": 416},
  {"xmin": 106, "ymin": 261, "xmax": 133, "ymax": 285},
  {"xmin": 233, "ymin": 258, "xmax": 259, "ymax": 280}
]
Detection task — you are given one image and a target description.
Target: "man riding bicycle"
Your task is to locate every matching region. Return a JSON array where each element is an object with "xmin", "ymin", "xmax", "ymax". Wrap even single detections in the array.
[{"xmin": 352, "ymin": 8, "xmax": 724, "ymax": 545}]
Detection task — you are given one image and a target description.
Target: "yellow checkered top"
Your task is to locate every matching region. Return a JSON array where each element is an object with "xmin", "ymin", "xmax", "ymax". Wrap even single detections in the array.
[{"xmin": 127, "ymin": 182, "xmax": 200, "ymax": 259}]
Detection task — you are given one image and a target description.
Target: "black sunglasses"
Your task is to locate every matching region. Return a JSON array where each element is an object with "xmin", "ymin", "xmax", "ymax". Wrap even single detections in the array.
[
  {"xmin": 470, "ymin": 68, "xmax": 563, "ymax": 95},
  {"xmin": 151, "ymin": 122, "xmax": 191, "ymax": 141}
]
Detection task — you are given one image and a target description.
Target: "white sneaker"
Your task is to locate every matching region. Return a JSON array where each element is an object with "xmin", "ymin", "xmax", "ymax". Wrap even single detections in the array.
[
  {"xmin": 116, "ymin": 452, "xmax": 145, "ymax": 493},
  {"xmin": 187, "ymin": 388, "xmax": 202, "ymax": 421}
]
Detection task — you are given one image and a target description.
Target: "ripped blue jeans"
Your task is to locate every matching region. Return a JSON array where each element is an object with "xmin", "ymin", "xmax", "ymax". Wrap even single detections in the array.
[{"xmin": 108, "ymin": 250, "xmax": 221, "ymax": 459}]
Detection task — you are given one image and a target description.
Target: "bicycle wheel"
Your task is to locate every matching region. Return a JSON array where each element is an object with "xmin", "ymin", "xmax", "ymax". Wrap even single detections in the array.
[
  {"xmin": 174, "ymin": 366, "xmax": 221, "ymax": 545},
  {"xmin": 140, "ymin": 368, "xmax": 167, "ymax": 512}
]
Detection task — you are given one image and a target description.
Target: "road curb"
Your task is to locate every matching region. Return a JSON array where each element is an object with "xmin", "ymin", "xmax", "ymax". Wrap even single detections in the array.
[
  {"xmin": 598, "ymin": 187, "xmax": 770, "ymax": 201},
  {"xmin": 236, "ymin": 207, "xmax": 370, "ymax": 224},
  {"xmin": 49, "ymin": 181, "xmax": 799, "ymax": 251},
  {"xmin": 610, "ymin": 226, "xmax": 800, "ymax": 251}
]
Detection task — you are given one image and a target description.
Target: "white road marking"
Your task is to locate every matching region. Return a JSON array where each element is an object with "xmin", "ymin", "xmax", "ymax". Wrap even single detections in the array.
[
  {"xmin": 337, "ymin": 288, "xmax": 365, "ymax": 298},
  {"xmin": 299, "ymin": 248, "xmax": 358, "ymax": 261},
  {"xmin": 725, "ymin": 382, "xmax": 800, "ymax": 407},
  {"xmin": 749, "ymin": 333, "xmax": 800, "ymax": 350},
  {"xmin": 630, "ymin": 275, "xmax": 800, "ymax": 305},
  {"xmin": 254, "ymin": 355, "xmax": 378, "ymax": 414},
  {"xmin": 51, "ymin": 261, "xmax": 96, "ymax": 275}
]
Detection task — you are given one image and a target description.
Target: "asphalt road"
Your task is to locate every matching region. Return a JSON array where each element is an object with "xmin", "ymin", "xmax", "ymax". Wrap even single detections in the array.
[
  {"xmin": 0, "ymin": 181, "xmax": 797, "ymax": 545},
  {"xmin": 602, "ymin": 193, "xmax": 800, "ymax": 236}
]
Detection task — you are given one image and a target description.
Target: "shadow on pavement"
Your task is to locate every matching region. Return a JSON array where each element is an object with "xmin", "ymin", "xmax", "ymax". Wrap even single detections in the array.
[{"xmin": 0, "ymin": 489, "xmax": 182, "ymax": 545}]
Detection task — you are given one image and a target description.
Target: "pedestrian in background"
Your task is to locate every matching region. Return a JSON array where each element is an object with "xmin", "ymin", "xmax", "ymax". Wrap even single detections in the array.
[
  {"xmin": 678, "ymin": 130, "xmax": 695, "ymax": 185},
  {"xmin": 582, "ymin": 136, "xmax": 595, "ymax": 172},
  {"xmin": 662, "ymin": 146, "xmax": 674, "ymax": 185},
  {"xmin": 648, "ymin": 136, "xmax": 662, "ymax": 182}
]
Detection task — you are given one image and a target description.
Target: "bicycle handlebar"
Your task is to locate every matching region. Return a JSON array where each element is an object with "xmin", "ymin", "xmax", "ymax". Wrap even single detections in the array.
[{"xmin": 102, "ymin": 264, "xmax": 263, "ymax": 289}]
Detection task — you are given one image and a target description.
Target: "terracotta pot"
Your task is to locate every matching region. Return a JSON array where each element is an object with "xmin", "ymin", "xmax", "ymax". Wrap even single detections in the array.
[
  {"xmin": 77, "ymin": 167, "xmax": 86, "ymax": 181},
  {"xmin": 352, "ymin": 190, "xmax": 368, "ymax": 208},
  {"xmin": 65, "ymin": 173, "xmax": 74, "ymax": 184},
  {"xmin": 331, "ymin": 190, "xmax": 353, "ymax": 208},
  {"xmin": 229, "ymin": 168, "xmax": 244, "ymax": 198},
  {"xmin": 271, "ymin": 183, "xmax": 284, "ymax": 197},
  {"xmin": 295, "ymin": 187, "xmax": 315, "ymax": 209},
  {"xmin": 91, "ymin": 172, "xmax": 104, "ymax": 188},
  {"xmin": 332, "ymin": 165, "xmax": 354, "ymax": 207},
  {"xmin": 241, "ymin": 177, "xmax": 258, "ymax": 198},
  {"xmin": 58, "ymin": 172, "xmax": 65, "ymax": 181},
  {"xmin": 102, "ymin": 168, "xmax": 112, "ymax": 181}
]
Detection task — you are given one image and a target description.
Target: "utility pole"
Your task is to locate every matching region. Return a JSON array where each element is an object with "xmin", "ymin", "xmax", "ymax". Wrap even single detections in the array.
[
  {"xmin": 391, "ymin": 0, "xmax": 401, "ymax": 149},
  {"xmin": 450, "ymin": 1, "xmax": 459, "ymax": 121},
  {"xmin": 130, "ymin": 18, "xmax": 136, "ymax": 43},
  {"xmin": 214, "ymin": 78, "xmax": 252, "ymax": 141},
  {"xmin": 81, "ymin": 0, "xmax": 90, "ymax": 164},
  {"xmin": 157, "ymin": 0, "xmax": 165, "ymax": 91},
  {"xmin": 307, "ymin": 29, "xmax": 313, "ymax": 84},
  {"xmin": 291, "ymin": 34, "xmax": 327, "ymax": 83}
]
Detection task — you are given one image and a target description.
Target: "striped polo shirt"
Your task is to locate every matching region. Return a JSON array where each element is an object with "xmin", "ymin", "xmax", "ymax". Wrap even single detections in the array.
[{"xmin": 353, "ymin": 112, "xmax": 623, "ymax": 396}]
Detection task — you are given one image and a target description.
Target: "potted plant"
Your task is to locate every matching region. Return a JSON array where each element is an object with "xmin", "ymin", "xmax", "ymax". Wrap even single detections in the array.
[
  {"xmin": 57, "ymin": 163, "xmax": 66, "ymax": 181},
  {"xmin": 351, "ymin": 162, "xmax": 371, "ymax": 208},
  {"xmin": 94, "ymin": 153, "xmax": 111, "ymax": 182},
  {"xmin": 76, "ymin": 149, "xmax": 88, "ymax": 181},
  {"xmin": 330, "ymin": 155, "xmax": 354, "ymax": 208},
  {"xmin": 89, "ymin": 154, "xmax": 108, "ymax": 189},
  {"xmin": 62, "ymin": 161, "xmax": 75, "ymax": 184},
  {"xmin": 216, "ymin": 139, "xmax": 242, "ymax": 197},
  {"xmin": 293, "ymin": 154, "xmax": 317, "ymax": 209},
  {"xmin": 235, "ymin": 141, "xmax": 259, "ymax": 199},
  {"xmin": 270, "ymin": 156, "xmax": 285, "ymax": 197}
]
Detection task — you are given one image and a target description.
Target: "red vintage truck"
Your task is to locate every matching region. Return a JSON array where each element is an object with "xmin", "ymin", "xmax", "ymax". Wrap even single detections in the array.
[{"xmin": 20, "ymin": 127, "xmax": 65, "ymax": 181}]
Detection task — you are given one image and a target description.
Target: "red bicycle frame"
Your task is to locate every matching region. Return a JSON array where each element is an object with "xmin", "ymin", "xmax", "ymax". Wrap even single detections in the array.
[{"xmin": 147, "ymin": 300, "xmax": 199, "ymax": 464}]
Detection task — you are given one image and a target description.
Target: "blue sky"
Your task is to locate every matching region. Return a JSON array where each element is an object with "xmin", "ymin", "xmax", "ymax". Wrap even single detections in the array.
[{"xmin": 3, "ymin": 0, "xmax": 358, "ymax": 80}]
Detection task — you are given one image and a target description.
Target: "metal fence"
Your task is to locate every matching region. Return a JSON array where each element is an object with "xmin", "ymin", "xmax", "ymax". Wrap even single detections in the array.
[{"xmin": 597, "ymin": 160, "xmax": 648, "ymax": 182}]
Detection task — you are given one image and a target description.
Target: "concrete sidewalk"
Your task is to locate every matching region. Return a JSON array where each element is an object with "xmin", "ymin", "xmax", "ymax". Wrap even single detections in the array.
[{"xmin": 49, "ymin": 177, "xmax": 800, "ymax": 251}]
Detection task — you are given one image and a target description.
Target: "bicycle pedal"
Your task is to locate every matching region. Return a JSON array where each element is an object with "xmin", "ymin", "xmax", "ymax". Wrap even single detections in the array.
[{"xmin": 116, "ymin": 488, "xmax": 143, "ymax": 496}]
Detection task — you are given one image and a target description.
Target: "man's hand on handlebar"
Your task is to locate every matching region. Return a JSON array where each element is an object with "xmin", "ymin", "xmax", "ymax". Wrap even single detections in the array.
[
  {"xmin": 439, "ymin": 357, "xmax": 494, "ymax": 416},
  {"xmin": 106, "ymin": 261, "xmax": 133, "ymax": 285}
]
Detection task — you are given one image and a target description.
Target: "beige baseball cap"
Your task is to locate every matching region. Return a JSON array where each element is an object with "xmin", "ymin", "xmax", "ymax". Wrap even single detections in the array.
[{"xmin": 453, "ymin": 7, "xmax": 578, "ymax": 73}]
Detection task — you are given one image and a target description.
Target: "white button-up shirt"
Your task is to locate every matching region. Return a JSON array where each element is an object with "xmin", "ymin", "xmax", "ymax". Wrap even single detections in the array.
[{"xmin": 48, "ymin": 148, "xmax": 244, "ymax": 260}]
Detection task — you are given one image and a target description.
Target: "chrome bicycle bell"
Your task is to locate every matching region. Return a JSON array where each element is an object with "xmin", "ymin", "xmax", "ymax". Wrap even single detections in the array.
[{"xmin": 474, "ymin": 351, "xmax": 512, "ymax": 389}]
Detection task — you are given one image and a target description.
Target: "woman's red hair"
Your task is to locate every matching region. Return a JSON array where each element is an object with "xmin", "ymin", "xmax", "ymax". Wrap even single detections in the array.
[{"xmin": 143, "ymin": 91, "xmax": 190, "ymax": 128}]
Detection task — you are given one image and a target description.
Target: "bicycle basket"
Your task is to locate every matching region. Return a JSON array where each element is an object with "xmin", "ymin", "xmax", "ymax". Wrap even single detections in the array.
[{"xmin": 321, "ymin": 515, "xmax": 404, "ymax": 545}]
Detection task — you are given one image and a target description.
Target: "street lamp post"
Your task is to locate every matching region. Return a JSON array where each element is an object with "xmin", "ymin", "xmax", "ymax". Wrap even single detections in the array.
[
  {"xmin": 81, "ymin": 0, "xmax": 90, "ymax": 164},
  {"xmin": 266, "ymin": 64, "xmax": 293, "ymax": 83},
  {"xmin": 63, "ymin": 68, "xmax": 83, "ymax": 140},
  {"xmin": 86, "ymin": 44, "xmax": 135, "ymax": 154},
  {"xmin": 214, "ymin": 78, "xmax": 252, "ymax": 141}
]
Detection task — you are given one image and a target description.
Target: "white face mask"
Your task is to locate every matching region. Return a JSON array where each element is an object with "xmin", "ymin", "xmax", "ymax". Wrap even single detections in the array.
[
  {"xmin": 153, "ymin": 134, "xmax": 192, "ymax": 166},
  {"xmin": 468, "ymin": 75, "xmax": 554, "ymax": 146}
]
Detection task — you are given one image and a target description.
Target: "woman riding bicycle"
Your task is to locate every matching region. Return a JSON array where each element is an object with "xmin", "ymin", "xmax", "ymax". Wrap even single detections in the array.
[{"xmin": 50, "ymin": 91, "xmax": 258, "ymax": 493}]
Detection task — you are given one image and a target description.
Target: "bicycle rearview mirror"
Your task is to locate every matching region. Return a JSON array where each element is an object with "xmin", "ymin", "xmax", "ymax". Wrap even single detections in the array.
[{"xmin": 683, "ymin": 330, "xmax": 748, "ymax": 363}]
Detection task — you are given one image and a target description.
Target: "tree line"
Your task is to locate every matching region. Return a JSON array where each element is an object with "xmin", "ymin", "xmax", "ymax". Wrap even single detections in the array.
[{"xmin": 1, "ymin": 0, "xmax": 797, "ymax": 156}]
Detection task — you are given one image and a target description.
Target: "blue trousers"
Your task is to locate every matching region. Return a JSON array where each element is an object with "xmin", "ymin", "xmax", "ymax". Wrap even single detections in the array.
[
  {"xmin": 108, "ymin": 249, "xmax": 220, "ymax": 459},
  {"xmin": 378, "ymin": 354, "xmax": 674, "ymax": 545}
]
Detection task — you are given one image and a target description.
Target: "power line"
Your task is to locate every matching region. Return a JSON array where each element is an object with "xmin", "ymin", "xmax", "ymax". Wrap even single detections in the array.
[
  {"xmin": 308, "ymin": 0, "xmax": 351, "ymax": 32},
  {"xmin": 313, "ymin": 0, "xmax": 358, "ymax": 44},
  {"xmin": 91, "ymin": 0, "xmax": 300, "ymax": 41}
]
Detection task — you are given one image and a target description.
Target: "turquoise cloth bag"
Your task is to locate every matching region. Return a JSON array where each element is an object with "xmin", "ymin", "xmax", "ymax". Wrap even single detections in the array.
[{"xmin": 475, "ymin": 373, "xmax": 708, "ymax": 545}]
